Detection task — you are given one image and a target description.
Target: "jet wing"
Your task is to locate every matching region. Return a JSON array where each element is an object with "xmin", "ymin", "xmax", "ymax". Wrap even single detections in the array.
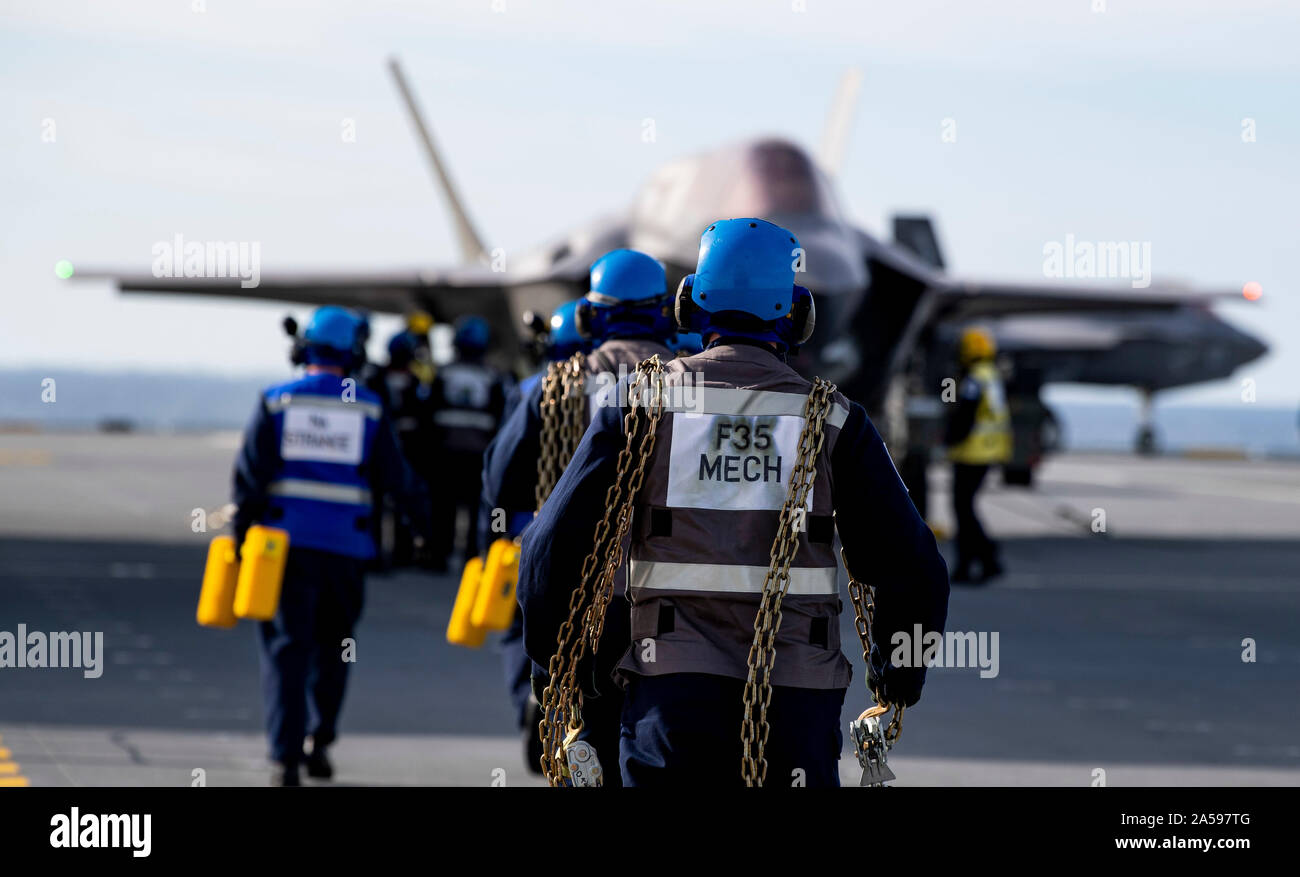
[
  {"xmin": 74, "ymin": 266, "xmax": 498, "ymax": 318},
  {"xmin": 862, "ymin": 223, "xmax": 1246, "ymax": 321},
  {"xmin": 72, "ymin": 261, "xmax": 592, "ymax": 334},
  {"xmin": 931, "ymin": 278, "xmax": 1242, "ymax": 322},
  {"xmin": 71, "ymin": 263, "xmax": 594, "ymax": 373},
  {"xmin": 847, "ymin": 227, "xmax": 1262, "ymax": 408},
  {"xmin": 924, "ymin": 280, "xmax": 1264, "ymax": 391}
]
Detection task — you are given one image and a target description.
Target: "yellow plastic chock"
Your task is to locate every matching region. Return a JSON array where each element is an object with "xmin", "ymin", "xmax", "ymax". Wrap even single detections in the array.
[
  {"xmin": 447, "ymin": 556, "xmax": 488, "ymax": 647},
  {"xmin": 470, "ymin": 538, "xmax": 521, "ymax": 631},
  {"xmin": 196, "ymin": 535, "xmax": 240, "ymax": 629},
  {"xmin": 233, "ymin": 525, "xmax": 290, "ymax": 621}
]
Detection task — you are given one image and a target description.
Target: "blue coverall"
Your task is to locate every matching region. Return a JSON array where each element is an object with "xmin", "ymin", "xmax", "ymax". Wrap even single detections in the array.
[{"xmin": 233, "ymin": 371, "xmax": 429, "ymax": 766}]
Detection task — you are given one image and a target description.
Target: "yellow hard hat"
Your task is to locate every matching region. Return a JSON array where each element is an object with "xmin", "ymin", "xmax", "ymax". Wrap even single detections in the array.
[
  {"xmin": 406, "ymin": 310, "xmax": 434, "ymax": 336},
  {"xmin": 959, "ymin": 327, "xmax": 996, "ymax": 364}
]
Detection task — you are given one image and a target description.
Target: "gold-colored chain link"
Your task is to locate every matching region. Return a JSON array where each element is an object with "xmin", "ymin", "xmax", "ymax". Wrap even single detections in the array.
[
  {"xmin": 535, "ymin": 362, "xmax": 563, "ymax": 513},
  {"xmin": 739, "ymin": 378, "xmax": 835, "ymax": 787},
  {"xmin": 583, "ymin": 362, "xmax": 663, "ymax": 646},
  {"xmin": 534, "ymin": 352, "xmax": 588, "ymax": 515},
  {"xmin": 559, "ymin": 352, "xmax": 587, "ymax": 472},
  {"xmin": 537, "ymin": 356, "xmax": 666, "ymax": 785},
  {"xmin": 844, "ymin": 547, "xmax": 904, "ymax": 747}
]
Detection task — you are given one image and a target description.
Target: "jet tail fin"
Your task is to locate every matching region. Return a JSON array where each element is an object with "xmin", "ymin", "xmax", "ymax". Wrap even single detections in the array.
[
  {"xmin": 892, "ymin": 215, "xmax": 946, "ymax": 271},
  {"xmin": 388, "ymin": 57, "xmax": 489, "ymax": 266},
  {"xmin": 818, "ymin": 68, "xmax": 863, "ymax": 177}
]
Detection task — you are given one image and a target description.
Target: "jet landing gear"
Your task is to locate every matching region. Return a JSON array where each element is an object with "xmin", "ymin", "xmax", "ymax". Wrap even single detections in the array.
[{"xmin": 1135, "ymin": 388, "xmax": 1158, "ymax": 456}]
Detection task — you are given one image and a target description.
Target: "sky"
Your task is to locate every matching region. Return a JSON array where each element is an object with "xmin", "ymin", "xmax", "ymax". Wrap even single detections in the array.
[{"xmin": 2, "ymin": 0, "xmax": 1297, "ymax": 406}]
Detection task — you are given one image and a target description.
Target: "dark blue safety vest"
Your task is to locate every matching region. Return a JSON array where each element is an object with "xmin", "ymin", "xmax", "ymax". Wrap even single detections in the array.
[{"xmin": 261, "ymin": 373, "xmax": 384, "ymax": 559}]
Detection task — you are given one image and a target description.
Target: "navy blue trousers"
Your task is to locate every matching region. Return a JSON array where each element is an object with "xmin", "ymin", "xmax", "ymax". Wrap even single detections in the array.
[
  {"xmin": 620, "ymin": 673, "xmax": 846, "ymax": 787},
  {"xmin": 500, "ymin": 612, "xmax": 532, "ymax": 727},
  {"xmin": 257, "ymin": 547, "xmax": 366, "ymax": 765},
  {"xmin": 577, "ymin": 684, "xmax": 624, "ymax": 788}
]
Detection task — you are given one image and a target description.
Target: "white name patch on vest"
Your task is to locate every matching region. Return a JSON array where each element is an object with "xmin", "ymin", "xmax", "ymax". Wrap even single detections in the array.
[
  {"xmin": 667, "ymin": 414, "xmax": 812, "ymax": 511},
  {"xmin": 281, "ymin": 406, "xmax": 364, "ymax": 464}
]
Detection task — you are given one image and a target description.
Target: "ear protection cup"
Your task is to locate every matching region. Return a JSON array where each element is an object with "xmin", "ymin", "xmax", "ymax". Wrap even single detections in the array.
[
  {"xmin": 790, "ymin": 284, "xmax": 815, "ymax": 345},
  {"xmin": 674, "ymin": 274, "xmax": 698, "ymax": 333},
  {"xmin": 284, "ymin": 316, "xmax": 307, "ymax": 366},
  {"xmin": 574, "ymin": 299, "xmax": 596, "ymax": 339}
]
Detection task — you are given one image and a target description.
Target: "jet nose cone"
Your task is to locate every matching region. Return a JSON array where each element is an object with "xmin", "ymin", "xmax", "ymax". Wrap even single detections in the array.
[{"xmin": 1235, "ymin": 328, "xmax": 1269, "ymax": 366}]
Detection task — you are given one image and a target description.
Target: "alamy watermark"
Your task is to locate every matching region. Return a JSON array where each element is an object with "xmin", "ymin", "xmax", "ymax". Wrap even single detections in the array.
[
  {"xmin": 0, "ymin": 625, "xmax": 104, "ymax": 678},
  {"xmin": 590, "ymin": 365, "xmax": 703, "ymax": 414},
  {"xmin": 50, "ymin": 807, "xmax": 150, "ymax": 857},
  {"xmin": 151, "ymin": 233, "xmax": 261, "ymax": 289},
  {"xmin": 889, "ymin": 624, "xmax": 1000, "ymax": 679},
  {"xmin": 1043, "ymin": 234, "xmax": 1151, "ymax": 289}
]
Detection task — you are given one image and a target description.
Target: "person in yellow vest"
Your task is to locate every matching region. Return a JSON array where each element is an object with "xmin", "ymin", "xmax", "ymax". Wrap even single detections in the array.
[{"xmin": 944, "ymin": 327, "xmax": 1012, "ymax": 584}]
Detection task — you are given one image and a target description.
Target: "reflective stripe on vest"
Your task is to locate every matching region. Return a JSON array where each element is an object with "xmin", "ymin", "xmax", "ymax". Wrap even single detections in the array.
[
  {"xmin": 433, "ymin": 408, "xmax": 497, "ymax": 431},
  {"xmin": 592, "ymin": 383, "xmax": 851, "ymax": 428},
  {"xmin": 629, "ymin": 560, "xmax": 838, "ymax": 596},
  {"xmin": 268, "ymin": 479, "xmax": 372, "ymax": 506},
  {"xmin": 948, "ymin": 361, "xmax": 1012, "ymax": 465},
  {"xmin": 266, "ymin": 393, "xmax": 382, "ymax": 420}
]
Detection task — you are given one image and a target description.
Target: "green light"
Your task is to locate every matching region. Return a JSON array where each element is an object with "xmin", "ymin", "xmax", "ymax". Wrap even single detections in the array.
[{"xmin": 54, "ymin": 260, "xmax": 75, "ymax": 280}]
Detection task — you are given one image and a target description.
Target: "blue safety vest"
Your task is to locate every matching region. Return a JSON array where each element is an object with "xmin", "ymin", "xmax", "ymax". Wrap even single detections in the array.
[{"xmin": 261, "ymin": 373, "xmax": 384, "ymax": 559}]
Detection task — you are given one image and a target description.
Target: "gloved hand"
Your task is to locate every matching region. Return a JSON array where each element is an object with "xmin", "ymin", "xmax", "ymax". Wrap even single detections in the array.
[
  {"xmin": 530, "ymin": 669, "xmax": 549, "ymax": 706},
  {"xmin": 868, "ymin": 644, "xmax": 926, "ymax": 708}
]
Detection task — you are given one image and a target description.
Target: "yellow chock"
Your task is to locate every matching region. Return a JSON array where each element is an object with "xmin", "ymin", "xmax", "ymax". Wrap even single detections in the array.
[
  {"xmin": 233, "ymin": 525, "xmax": 289, "ymax": 621},
  {"xmin": 470, "ymin": 538, "xmax": 520, "ymax": 631},
  {"xmin": 197, "ymin": 535, "xmax": 240, "ymax": 628},
  {"xmin": 447, "ymin": 556, "xmax": 488, "ymax": 648}
]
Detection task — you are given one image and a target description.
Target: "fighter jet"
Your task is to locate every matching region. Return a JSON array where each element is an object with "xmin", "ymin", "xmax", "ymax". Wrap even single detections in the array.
[{"xmin": 74, "ymin": 60, "xmax": 1266, "ymax": 472}]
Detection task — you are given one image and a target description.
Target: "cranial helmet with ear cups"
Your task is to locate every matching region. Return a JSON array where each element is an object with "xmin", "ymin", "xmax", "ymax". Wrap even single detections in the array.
[
  {"xmin": 575, "ymin": 248, "xmax": 674, "ymax": 342},
  {"xmin": 301, "ymin": 306, "xmax": 367, "ymax": 370},
  {"xmin": 673, "ymin": 218, "xmax": 816, "ymax": 352}
]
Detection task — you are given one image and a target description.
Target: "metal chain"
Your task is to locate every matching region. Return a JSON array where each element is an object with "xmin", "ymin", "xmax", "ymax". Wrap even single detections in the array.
[
  {"xmin": 739, "ymin": 378, "xmax": 836, "ymax": 787},
  {"xmin": 584, "ymin": 362, "xmax": 665, "ymax": 646},
  {"xmin": 559, "ymin": 352, "xmax": 587, "ymax": 471},
  {"xmin": 535, "ymin": 362, "xmax": 564, "ymax": 513},
  {"xmin": 534, "ymin": 352, "xmax": 588, "ymax": 515},
  {"xmin": 537, "ymin": 356, "xmax": 666, "ymax": 785},
  {"xmin": 844, "ymin": 546, "xmax": 904, "ymax": 746}
]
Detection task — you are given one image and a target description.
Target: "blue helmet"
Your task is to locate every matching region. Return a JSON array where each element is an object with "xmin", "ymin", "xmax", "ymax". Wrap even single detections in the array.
[
  {"xmin": 453, "ymin": 315, "xmax": 491, "ymax": 358},
  {"xmin": 575, "ymin": 249, "xmax": 673, "ymax": 341},
  {"xmin": 669, "ymin": 332, "xmax": 704, "ymax": 356},
  {"xmin": 302, "ymin": 306, "xmax": 363, "ymax": 365},
  {"xmin": 547, "ymin": 299, "xmax": 587, "ymax": 361},
  {"xmin": 673, "ymin": 218, "xmax": 815, "ymax": 353},
  {"xmin": 387, "ymin": 329, "xmax": 417, "ymax": 368}
]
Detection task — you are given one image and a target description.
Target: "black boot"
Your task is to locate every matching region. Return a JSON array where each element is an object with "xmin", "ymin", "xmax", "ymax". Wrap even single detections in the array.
[
  {"xmin": 271, "ymin": 762, "xmax": 301, "ymax": 787},
  {"xmin": 522, "ymin": 698, "xmax": 543, "ymax": 775},
  {"xmin": 305, "ymin": 739, "xmax": 334, "ymax": 780}
]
